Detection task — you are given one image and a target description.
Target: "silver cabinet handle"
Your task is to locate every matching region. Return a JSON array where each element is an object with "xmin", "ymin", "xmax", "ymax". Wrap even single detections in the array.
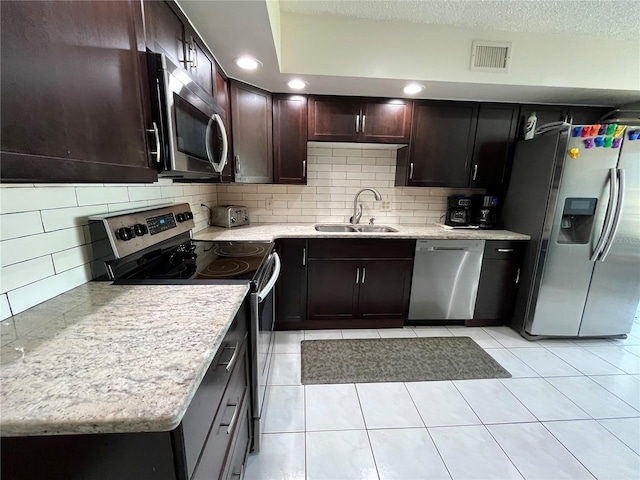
[
  {"xmin": 302, "ymin": 159, "xmax": 306, "ymax": 177},
  {"xmin": 409, "ymin": 162, "xmax": 414, "ymax": 180},
  {"xmin": 235, "ymin": 155, "xmax": 241, "ymax": 175},
  {"xmin": 218, "ymin": 341, "xmax": 240, "ymax": 372},
  {"xmin": 221, "ymin": 398, "xmax": 240, "ymax": 435},
  {"xmin": 147, "ymin": 122, "xmax": 161, "ymax": 163},
  {"xmin": 361, "ymin": 114, "xmax": 366, "ymax": 133},
  {"xmin": 497, "ymin": 248, "xmax": 514, "ymax": 253},
  {"xmin": 189, "ymin": 39, "xmax": 198, "ymax": 69},
  {"xmin": 361, "ymin": 267, "xmax": 366, "ymax": 284},
  {"xmin": 355, "ymin": 267, "xmax": 360, "ymax": 284},
  {"xmin": 515, "ymin": 268, "xmax": 521, "ymax": 284},
  {"xmin": 302, "ymin": 247, "xmax": 306, "ymax": 266},
  {"xmin": 355, "ymin": 114, "xmax": 360, "ymax": 133},
  {"xmin": 472, "ymin": 164, "xmax": 478, "ymax": 181}
]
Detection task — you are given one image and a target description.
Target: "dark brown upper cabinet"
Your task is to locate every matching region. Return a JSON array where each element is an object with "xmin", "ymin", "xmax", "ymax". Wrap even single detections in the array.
[
  {"xmin": 395, "ymin": 101, "xmax": 478, "ymax": 188},
  {"xmin": 273, "ymin": 94, "xmax": 308, "ymax": 184},
  {"xmin": 230, "ymin": 81, "xmax": 273, "ymax": 183},
  {"xmin": 469, "ymin": 103, "xmax": 520, "ymax": 189},
  {"xmin": 145, "ymin": 1, "xmax": 218, "ymax": 99},
  {"xmin": 0, "ymin": 0, "xmax": 157, "ymax": 183},
  {"xmin": 308, "ymin": 96, "xmax": 412, "ymax": 143}
]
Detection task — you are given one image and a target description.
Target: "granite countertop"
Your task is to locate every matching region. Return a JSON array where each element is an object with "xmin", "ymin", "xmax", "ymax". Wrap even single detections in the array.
[
  {"xmin": 193, "ymin": 223, "xmax": 530, "ymax": 242},
  {"xmin": 0, "ymin": 281, "xmax": 250, "ymax": 437}
]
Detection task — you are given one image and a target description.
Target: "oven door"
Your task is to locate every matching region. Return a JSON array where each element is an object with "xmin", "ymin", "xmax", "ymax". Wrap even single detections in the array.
[
  {"xmin": 250, "ymin": 252, "xmax": 280, "ymax": 452},
  {"xmin": 149, "ymin": 53, "xmax": 228, "ymax": 179}
]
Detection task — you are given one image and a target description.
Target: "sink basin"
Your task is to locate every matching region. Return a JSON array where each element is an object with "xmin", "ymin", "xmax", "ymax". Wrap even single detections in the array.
[
  {"xmin": 314, "ymin": 224, "xmax": 359, "ymax": 232},
  {"xmin": 314, "ymin": 224, "xmax": 398, "ymax": 233},
  {"xmin": 356, "ymin": 225, "xmax": 398, "ymax": 232}
]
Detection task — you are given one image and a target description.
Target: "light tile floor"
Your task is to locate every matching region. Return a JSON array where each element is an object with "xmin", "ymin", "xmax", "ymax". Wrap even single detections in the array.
[{"xmin": 246, "ymin": 320, "xmax": 640, "ymax": 480}]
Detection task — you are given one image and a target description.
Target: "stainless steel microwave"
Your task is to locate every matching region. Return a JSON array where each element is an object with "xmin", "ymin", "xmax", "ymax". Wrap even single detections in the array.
[{"xmin": 147, "ymin": 52, "xmax": 228, "ymax": 179}]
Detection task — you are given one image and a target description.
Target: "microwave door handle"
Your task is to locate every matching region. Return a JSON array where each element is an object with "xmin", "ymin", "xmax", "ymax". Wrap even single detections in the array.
[
  {"xmin": 212, "ymin": 113, "xmax": 228, "ymax": 173},
  {"xmin": 590, "ymin": 167, "xmax": 617, "ymax": 261},
  {"xmin": 257, "ymin": 252, "xmax": 281, "ymax": 302},
  {"xmin": 599, "ymin": 168, "xmax": 625, "ymax": 262}
]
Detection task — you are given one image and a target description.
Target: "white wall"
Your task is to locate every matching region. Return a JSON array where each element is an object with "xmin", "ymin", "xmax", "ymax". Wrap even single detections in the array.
[
  {"xmin": 218, "ymin": 145, "xmax": 483, "ymax": 224},
  {"xmin": 281, "ymin": 12, "xmax": 639, "ymax": 92},
  {"xmin": 0, "ymin": 180, "xmax": 217, "ymax": 320}
]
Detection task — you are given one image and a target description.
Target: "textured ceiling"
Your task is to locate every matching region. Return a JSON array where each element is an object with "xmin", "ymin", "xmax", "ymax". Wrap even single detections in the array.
[{"xmin": 279, "ymin": 0, "xmax": 640, "ymax": 40}]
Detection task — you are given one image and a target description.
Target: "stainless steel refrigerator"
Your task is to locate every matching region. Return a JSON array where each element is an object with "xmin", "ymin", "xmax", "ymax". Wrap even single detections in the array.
[{"xmin": 503, "ymin": 124, "xmax": 640, "ymax": 338}]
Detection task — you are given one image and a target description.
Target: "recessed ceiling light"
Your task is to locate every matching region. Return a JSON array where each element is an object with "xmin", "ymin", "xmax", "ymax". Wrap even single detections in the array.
[
  {"xmin": 403, "ymin": 83, "xmax": 423, "ymax": 95},
  {"xmin": 287, "ymin": 79, "xmax": 308, "ymax": 90},
  {"xmin": 234, "ymin": 56, "xmax": 262, "ymax": 70}
]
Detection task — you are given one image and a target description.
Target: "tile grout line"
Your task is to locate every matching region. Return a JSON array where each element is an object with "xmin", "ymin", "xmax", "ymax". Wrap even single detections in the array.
[{"xmin": 538, "ymin": 420, "xmax": 599, "ymax": 480}]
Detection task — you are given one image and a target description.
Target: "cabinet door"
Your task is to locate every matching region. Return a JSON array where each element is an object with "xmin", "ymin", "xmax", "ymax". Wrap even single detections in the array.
[
  {"xmin": 273, "ymin": 95, "xmax": 308, "ymax": 184},
  {"xmin": 189, "ymin": 37, "xmax": 215, "ymax": 97},
  {"xmin": 275, "ymin": 239, "xmax": 308, "ymax": 328},
  {"xmin": 307, "ymin": 260, "xmax": 359, "ymax": 321},
  {"xmin": 469, "ymin": 103, "xmax": 519, "ymax": 189},
  {"xmin": 145, "ymin": 0, "xmax": 187, "ymax": 68},
  {"xmin": 517, "ymin": 105, "xmax": 567, "ymax": 140},
  {"xmin": 1, "ymin": 0, "xmax": 157, "ymax": 183},
  {"xmin": 357, "ymin": 260, "xmax": 413, "ymax": 320},
  {"xmin": 361, "ymin": 99, "xmax": 413, "ymax": 143},
  {"xmin": 566, "ymin": 106, "xmax": 612, "ymax": 125},
  {"xmin": 402, "ymin": 101, "xmax": 478, "ymax": 187},
  {"xmin": 230, "ymin": 81, "xmax": 273, "ymax": 183},
  {"xmin": 308, "ymin": 96, "xmax": 361, "ymax": 142}
]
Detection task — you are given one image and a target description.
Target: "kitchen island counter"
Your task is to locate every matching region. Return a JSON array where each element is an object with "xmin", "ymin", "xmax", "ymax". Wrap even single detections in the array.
[
  {"xmin": 193, "ymin": 223, "xmax": 530, "ymax": 242},
  {"xmin": 0, "ymin": 281, "xmax": 250, "ymax": 437}
]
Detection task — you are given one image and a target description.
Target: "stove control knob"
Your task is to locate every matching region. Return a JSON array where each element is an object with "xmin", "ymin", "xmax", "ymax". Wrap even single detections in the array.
[
  {"xmin": 184, "ymin": 211, "xmax": 193, "ymax": 220},
  {"xmin": 244, "ymin": 215, "xmax": 249, "ymax": 222},
  {"xmin": 231, "ymin": 216, "xmax": 236, "ymax": 223},
  {"xmin": 133, "ymin": 224, "xmax": 148, "ymax": 237},
  {"xmin": 117, "ymin": 227, "xmax": 133, "ymax": 241},
  {"xmin": 176, "ymin": 213, "xmax": 186, "ymax": 223}
]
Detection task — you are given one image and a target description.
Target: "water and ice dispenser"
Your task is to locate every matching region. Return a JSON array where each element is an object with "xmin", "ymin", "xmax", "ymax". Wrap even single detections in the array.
[{"xmin": 557, "ymin": 197, "xmax": 598, "ymax": 244}]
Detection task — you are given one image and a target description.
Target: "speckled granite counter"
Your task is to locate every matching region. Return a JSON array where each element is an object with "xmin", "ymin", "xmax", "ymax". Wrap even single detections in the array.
[
  {"xmin": 0, "ymin": 281, "xmax": 250, "ymax": 437},
  {"xmin": 193, "ymin": 223, "xmax": 530, "ymax": 242}
]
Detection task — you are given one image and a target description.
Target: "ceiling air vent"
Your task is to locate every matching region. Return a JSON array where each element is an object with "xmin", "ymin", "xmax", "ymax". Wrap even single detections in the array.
[{"xmin": 470, "ymin": 41, "xmax": 512, "ymax": 72}]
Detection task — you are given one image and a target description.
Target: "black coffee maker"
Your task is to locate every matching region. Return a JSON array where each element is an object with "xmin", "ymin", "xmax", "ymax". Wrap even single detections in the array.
[
  {"xmin": 445, "ymin": 195, "xmax": 473, "ymax": 226},
  {"xmin": 472, "ymin": 195, "xmax": 500, "ymax": 229}
]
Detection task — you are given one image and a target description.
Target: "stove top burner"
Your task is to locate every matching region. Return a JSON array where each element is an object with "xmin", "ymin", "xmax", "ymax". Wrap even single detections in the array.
[
  {"xmin": 197, "ymin": 259, "xmax": 252, "ymax": 278},
  {"xmin": 213, "ymin": 243, "xmax": 267, "ymax": 257}
]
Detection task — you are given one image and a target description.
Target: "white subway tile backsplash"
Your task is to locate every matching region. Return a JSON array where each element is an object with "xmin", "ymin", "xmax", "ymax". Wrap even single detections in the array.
[
  {"xmin": 1, "ymin": 294, "xmax": 12, "ymax": 321},
  {"xmin": 346, "ymin": 157, "xmax": 371, "ymax": 165},
  {"xmin": 1, "ymin": 227, "xmax": 85, "ymax": 268},
  {"xmin": 0, "ymin": 187, "xmax": 78, "ymax": 214},
  {"xmin": 317, "ymin": 156, "xmax": 346, "ymax": 164},
  {"xmin": 333, "ymin": 148, "xmax": 361, "ymax": 157},
  {"xmin": 76, "ymin": 186, "xmax": 130, "ymax": 206},
  {"xmin": 0, "ymin": 256, "xmax": 55, "ymax": 293},
  {"xmin": 41, "ymin": 204, "xmax": 109, "ymax": 231},
  {"xmin": 160, "ymin": 186, "xmax": 184, "ymax": 198},
  {"xmin": 7, "ymin": 264, "xmax": 92, "ymax": 315},
  {"xmin": 128, "ymin": 186, "xmax": 163, "ymax": 202},
  {"xmin": 52, "ymin": 245, "xmax": 92, "ymax": 273},
  {"xmin": 0, "ymin": 212, "xmax": 44, "ymax": 240}
]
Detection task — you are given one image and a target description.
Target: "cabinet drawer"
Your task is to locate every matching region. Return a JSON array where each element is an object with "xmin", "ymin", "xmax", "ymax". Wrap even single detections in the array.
[
  {"xmin": 193, "ymin": 344, "xmax": 249, "ymax": 480},
  {"xmin": 181, "ymin": 300, "xmax": 249, "ymax": 479},
  {"xmin": 221, "ymin": 400, "xmax": 251, "ymax": 480},
  {"xmin": 482, "ymin": 241, "xmax": 526, "ymax": 260},
  {"xmin": 308, "ymin": 239, "xmax": 415, "ymax": 259}
]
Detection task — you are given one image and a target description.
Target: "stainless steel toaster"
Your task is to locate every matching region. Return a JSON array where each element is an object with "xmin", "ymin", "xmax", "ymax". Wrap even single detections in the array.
[{"xmin": 210, "ymin": 205, "xmax": 250, "ymax": 228}]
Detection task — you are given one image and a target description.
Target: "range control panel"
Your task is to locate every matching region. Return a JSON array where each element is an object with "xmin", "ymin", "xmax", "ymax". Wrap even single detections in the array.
[{"xmin": 89, "ymin": 203, "xmax": 195, "ymax": 259}]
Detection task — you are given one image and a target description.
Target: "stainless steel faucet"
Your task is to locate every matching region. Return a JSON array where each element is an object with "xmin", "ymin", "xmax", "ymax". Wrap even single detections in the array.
[{"xmin": 351, "ymin": 188, "xmax": 382, "ymax": 224}]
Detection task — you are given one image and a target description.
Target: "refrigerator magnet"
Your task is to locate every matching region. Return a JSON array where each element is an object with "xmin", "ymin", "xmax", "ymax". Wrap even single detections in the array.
[
  {"xmin": 584, "ymin": 138, "xmax": 595, "ymax": 148},
  {"xmin": 569, "ymin": 148, "xmax": 580, "ymax": 158}
]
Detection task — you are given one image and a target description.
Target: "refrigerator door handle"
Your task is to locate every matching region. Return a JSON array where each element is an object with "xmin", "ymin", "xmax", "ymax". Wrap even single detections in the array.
[
  {"xmin": 599, "ymin": 168, "xmax": 625, "ymax": 262},
  {"xmin": 590, "ymin": 167, "xmax": 618, "ymax": 262}
]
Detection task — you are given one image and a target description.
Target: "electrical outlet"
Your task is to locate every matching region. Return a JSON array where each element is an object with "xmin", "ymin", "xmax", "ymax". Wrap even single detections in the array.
[
  {"xmin": 379, "ymin": 200, "xmax": 392, "ymax": 211},
  {"xmin": 265, "ymin": 197, "xmax": 273, "ymax": 209}
]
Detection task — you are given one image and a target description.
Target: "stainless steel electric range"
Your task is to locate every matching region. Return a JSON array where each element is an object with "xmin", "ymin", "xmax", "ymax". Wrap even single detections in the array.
[{"xmin": 88, "ymin": 203, "xmax": 279, "ymax": 452}]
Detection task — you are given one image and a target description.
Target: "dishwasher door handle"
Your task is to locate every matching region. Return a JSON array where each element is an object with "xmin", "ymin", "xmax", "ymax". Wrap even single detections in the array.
[{"xmin": 420, "ymin": 247, "xmax": 469, "ymax": 251}]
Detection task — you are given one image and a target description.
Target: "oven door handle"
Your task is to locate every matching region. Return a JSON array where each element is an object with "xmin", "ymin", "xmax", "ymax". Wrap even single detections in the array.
[{"xmin": 257, "ymin": 252, "xmax": 281, "ymax": 302}]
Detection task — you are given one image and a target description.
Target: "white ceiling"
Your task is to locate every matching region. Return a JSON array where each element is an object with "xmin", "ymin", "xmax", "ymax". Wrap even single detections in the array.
[
  {"xmin": 279, "ymin": 0, "xmax": 640, "ymax": 41},
  {"xmin": 177, "ymin": 0, "xmax": 640, "ymax": 106}
]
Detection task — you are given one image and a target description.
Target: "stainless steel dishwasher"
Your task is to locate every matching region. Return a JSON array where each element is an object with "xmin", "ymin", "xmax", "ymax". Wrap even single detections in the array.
[{"xmin": 408, "ymin": 239, "xmax": 485, "ymax": 320}]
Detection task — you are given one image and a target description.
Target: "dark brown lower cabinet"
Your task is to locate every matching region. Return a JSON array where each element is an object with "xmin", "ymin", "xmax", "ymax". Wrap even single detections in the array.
[
  {"xmin": 1, "ymin": 299, "xmax": 251, "ymax": 480},
  {"xmin": 305, "ymin": 239, "xmax": 414, "ymax": 329},
  {"xmin": 468, "ymin": 241, "xmax": 526, "ymax": 326},
  {"xmin": 275, "ymin": 239, "xmax": 308, "ymax": 329}
]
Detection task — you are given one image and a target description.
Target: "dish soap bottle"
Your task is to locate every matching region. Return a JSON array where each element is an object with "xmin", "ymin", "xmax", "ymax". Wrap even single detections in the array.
[{"xmin": 524, "ymin": 112, "xmax": 537, "ymax": 140}]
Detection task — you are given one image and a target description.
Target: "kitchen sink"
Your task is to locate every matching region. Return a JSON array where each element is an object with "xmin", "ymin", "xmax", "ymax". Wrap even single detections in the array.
[
  {"xmin": 356, "ymin": 225, "xmax": 398, "ymax": 232},
  {"xmin": 314, "ymin": 224, "xmax": 398, "ymax": 233}
]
